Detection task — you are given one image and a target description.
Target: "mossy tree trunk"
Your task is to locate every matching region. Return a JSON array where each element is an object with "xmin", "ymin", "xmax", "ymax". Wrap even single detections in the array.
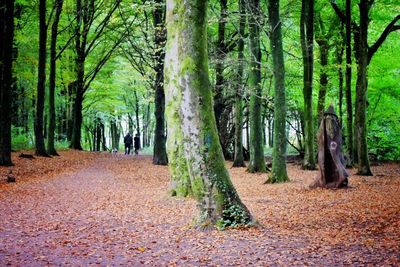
[
  {"xmin": 315, "ymin": 13, "xmax": 329, "ymax": 125},
  {"xmin": 47, "ymin": 0, "xmax": 64, "ymax": 156},
  {"xmin": 247, "ymin": 0, "xmax": 267, "ymax": 173},
  {"xmin": 300, "ymin": 0, "xmax": 316, "ymax": 170},
  {"xmin": 165, "ymin": 0, "xmax": 253, "ymax": 228},
  {"xmin": 232, "ymin": 0, "xmax": 246, "ymax": 168},
  {"xmin": 164, "ymin": 0, "xmax": 191, "ymax": 197},
  {"xmin": 35, "ymin": 0, "xmax": 49, "ymax": 157},
  {"xmin": 0, "ymin": 0, "xmax": 15, "ymax": 166},
  {"xmin": 267, "ymin": 0, "xmax": 289, "ymax": 183},
  {"xmin": 354, "ymin": 0, "xmax": 372, "ymax": 175},
  {"xmin": 152, "ymin": 0, "xmax": 168, "ymax": 165}
]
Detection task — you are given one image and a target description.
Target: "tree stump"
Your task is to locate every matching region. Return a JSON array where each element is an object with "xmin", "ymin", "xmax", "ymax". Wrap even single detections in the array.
[
  {"xmin": 311, "ymin": 105, "xmax": 349, "ymax": 188},
  {"xmin": 6, "ymin": 170, "xmax": 16, "ymax": 183}
]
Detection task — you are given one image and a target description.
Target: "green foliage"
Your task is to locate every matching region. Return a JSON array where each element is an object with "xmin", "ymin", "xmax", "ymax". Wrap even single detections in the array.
[
  {"xmin": 216, "ymin": 204, "xmax": 251, "ymax": 230},
  {"xmin": 11, "ymin": 127, "xmax": 33, "ymax": 150}
]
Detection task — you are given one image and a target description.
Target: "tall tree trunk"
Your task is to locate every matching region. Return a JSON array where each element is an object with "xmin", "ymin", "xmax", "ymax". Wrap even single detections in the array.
[
  {"xmin": 101, "ymin": 121, "xmax": 107, "ymax": 151},
  {"xmin": 0, "ymin": 0, "xmax": 15, "ymax": 166},
  {"xmin": 300, "ymin": 0, "xmax": 315, "ymax": 170},
  {"xmin": 213, "ymin": 0, "xmax": 227, "ymax": 134},
  {"xmin": 70, "ymin": 0, "xmax": 84, "ymax": 150},
  {"xmin": 164, "ymin": 0, "xmax": 253, "ymax": 228},
  {"xmin": 128, "ymin": 114, "xmax": 133, "ymax": 134},
  {"xmin": 70, "ymin": 0, "xmax": 121, "ymax": 150},
  {"xmin": 316, "ymin": 38, "xmax": 329, "ymax": 124},
  {"xmin": 152, "ymin": 0, "xmax": 168, "ymax": 165},
  {"xmin": 134, "ymin": 90, "xmax": 140, "ymax": 139},
  {"xmin": 70, "ymin": 88, "xmax": 84, "ymax": 150},
  {"xmin": 164, "ymin": 0, "xmax": 191, "ymax": 197},
  {"xmin": 110, "ymin": 119, "xmax": 117, "ymax": 150},
  {"xmin": 95, "ymin": 118, "xmax": 101, "ymax": 151},
  {"xmin": 267, "ymin": 0, "xmax": 289, "ymax": 183},
  {"xmin": 247, "ymin": 0, "xmax": 267, "ymax": 173},
  {"xmin": 232, "ymin": 0, "xmax": 246, "ymax": 168},
  {"xmin": 337, "ymin": 35, "xmax": 344, "ymax": 126},
  {"xmin": 354, "ymin": 0, "xmax": 372, "ymax": 175},
  {"xmin": 35, "ymin": 0, "xmax": 49, "ymax": 156},
  {"xmin": 47, "ymin": 0, "xmax": 64, "ymax": 156},
  {"xmin": 345, "ymin": 0, "xmax": 354, "ymax": 165}
]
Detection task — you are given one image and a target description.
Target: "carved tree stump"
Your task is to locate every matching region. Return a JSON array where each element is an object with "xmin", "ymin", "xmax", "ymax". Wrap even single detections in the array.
[{"xmin": 311, "ymin": 105, "xmax": 349, "ymax": 188}]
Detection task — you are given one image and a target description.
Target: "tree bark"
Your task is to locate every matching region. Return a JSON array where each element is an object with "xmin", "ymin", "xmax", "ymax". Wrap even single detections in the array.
[
  {"xmin": 316, "ymin": 37, "xmax": 329, "ymax": 124},
  {"xmin": 213, "ymin": 0, "xmax": 227, "ymax": 135},
  {"xmin": 134, "ymin": 90, "xmax": 141, "ymax": 148},
  {"xmin": 70, "ymin": 0, "xmax": 85, "ymax": 150},
  {"xmin": 247, "ymin": 0, "xmax": 267, "ymax": 173},
  {"xmin": 232, "ymin": 0, "xmax": 246, "ymax": 168},
  {"xmin": 35, "ymin": 0, "xmax": 49, "ymax": 156},
  {"xmin": 152, "ymin": 0, "xmax": 168, "ymax": 165},
  {"xmin": 0, "ymin": 0, "xmax": 15, "ymax": 166},
  {"xmin": 345, "ymin": 0, "xmax": 354, "ymax": 165},
  {"xmin": 300, "ymin": 0, "xmax": 316, "ymax": 169},
  {"xmin": 110, "ymin": 119, "xmax": 119, "ymax": 150},
  {"xmin": 337, "ymin": 35, "xmax": 344, "ymax": 127},
  {"xmin": 354, "ymin": 0, "xmax": 372, "ymax": 175},
  {"xmin": 164, "ymin": 0, "xmax": 253, "ymax": 228},
  {"xmin": 47, "ymin": 0, "xmax": 64, "ymax": 156},
  {"xmin": 267, "ymin": 0, "xmax": 289, "ymax": 183}
]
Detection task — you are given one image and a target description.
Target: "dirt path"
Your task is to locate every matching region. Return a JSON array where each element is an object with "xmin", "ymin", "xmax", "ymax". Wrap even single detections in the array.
[{"xmin": 0, "ymin": 154, "xmax": 399, "ymax": 266}]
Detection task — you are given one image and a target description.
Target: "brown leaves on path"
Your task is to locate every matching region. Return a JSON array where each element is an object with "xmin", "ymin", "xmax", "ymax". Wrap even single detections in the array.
[{"xmin": 0, "ymin": 150, "xmax": 399, "ymax": 266}]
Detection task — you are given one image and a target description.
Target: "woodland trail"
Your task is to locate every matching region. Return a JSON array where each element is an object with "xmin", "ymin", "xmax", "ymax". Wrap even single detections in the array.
[{"xmin": 0, "ymin": 152, "xmax": 399, "ymax": 266}]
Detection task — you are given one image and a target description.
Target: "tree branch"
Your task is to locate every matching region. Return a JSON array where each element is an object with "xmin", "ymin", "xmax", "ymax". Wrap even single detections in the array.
[{"xmin": 368, "ymin": 14, "xmax": 400, "ymax": 62}]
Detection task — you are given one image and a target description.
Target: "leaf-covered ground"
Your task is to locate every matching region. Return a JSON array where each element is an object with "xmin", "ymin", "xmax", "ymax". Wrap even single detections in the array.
[{"xmin": 0, "ymin": 151, "xmax": 399, "ymax": 266}]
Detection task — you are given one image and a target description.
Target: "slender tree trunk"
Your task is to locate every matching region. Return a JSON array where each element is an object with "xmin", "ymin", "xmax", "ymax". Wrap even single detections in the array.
[
  {"xmin": 0, "ymin": 0, "xmax": 15, "ymax": 166},
  {"xmin": 95, "ymin": 119, "xmax": 101, "ymax": 151},
  {"xmin": 267, "ymin": 0, "xmax": 289, "ymax": 183},
  {"xmin": 300, "ymin": 0, "xmax": 316, "ymax": 169},
  {"xmin": 247, "ymin": 0, "xmax": 267, "ymax": 173},
  {"xmin": 70, "ymin": 0, "xmax": 84, "ymax": 150},
  {"xmin": 101, "ymin": 121, "xmax": 107, "ymax": 151},
  {"xmin": 35, "ymin": 0, "xmax": 49, "ymax": 156},
  {"xmin": 164, "ymin": 0, "xmax": 253, "ymax": 228},
  {"xmin": 232, "ymin": 0, "xmax": 246, "ymax": 168},
  {"xmin": 110, "ymin": 119, "xmax": 117, "ymax": 150},
  {"xmin": 128, "ymin": 114, "xmax": 133, "ymax": 134},
  {"xmin": 213, "ymin": 0, "xmax": 227, "ymax": 134},
  {"xmin": 337, "ymin": 36, "xmax": 344, "ymax": 126},
  {"xmin": 354, "ymin": 0, "xmax": 372, "ymax": 175},
  {"xmin": 316, "ymin": 38, "xmax": 329, "ymax": 124},
  {"xmin": 134, "ymin": 90, "xmax": 140, "ymax": 139},
  {"xmin": 47, "ymin": 0, "xmax": 64, "ymax": 156},
  {"xmin": 345, "ymin": 0, "xmax": 354, "ymax": 165},
  {"xmin": 153, "ymin": 0, "xmax": 168, "ymax": 165}
]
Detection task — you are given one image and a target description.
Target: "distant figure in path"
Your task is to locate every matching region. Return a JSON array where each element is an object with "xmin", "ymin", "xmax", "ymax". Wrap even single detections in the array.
[
  {"xmin": 134, "ymin": 133, "xmax": 140, "ymax": 155},
  {"xmin": 124, "ymin": 133, "xmax": 133, "ymax": 155}
]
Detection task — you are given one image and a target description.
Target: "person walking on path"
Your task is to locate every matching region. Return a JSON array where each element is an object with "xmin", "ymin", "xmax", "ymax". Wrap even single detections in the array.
[
  {"xmin": 124, "ymin": 133, "xmax": 133, "ymax": 155},
  {"xmin": 134, "ymin": 133, "xmax": 140, "ymax": 155}
]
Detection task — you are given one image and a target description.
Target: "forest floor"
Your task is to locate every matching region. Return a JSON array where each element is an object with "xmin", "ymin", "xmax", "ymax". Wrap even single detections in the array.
[{"xmin": 0, "ymin": 150, "xmax": 399, "ymax": 266}]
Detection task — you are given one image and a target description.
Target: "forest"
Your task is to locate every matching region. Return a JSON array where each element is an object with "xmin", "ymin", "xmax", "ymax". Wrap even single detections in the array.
[{"xmin": 1, "ymin": 0, "xmax": 400, "ymax": 265}]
